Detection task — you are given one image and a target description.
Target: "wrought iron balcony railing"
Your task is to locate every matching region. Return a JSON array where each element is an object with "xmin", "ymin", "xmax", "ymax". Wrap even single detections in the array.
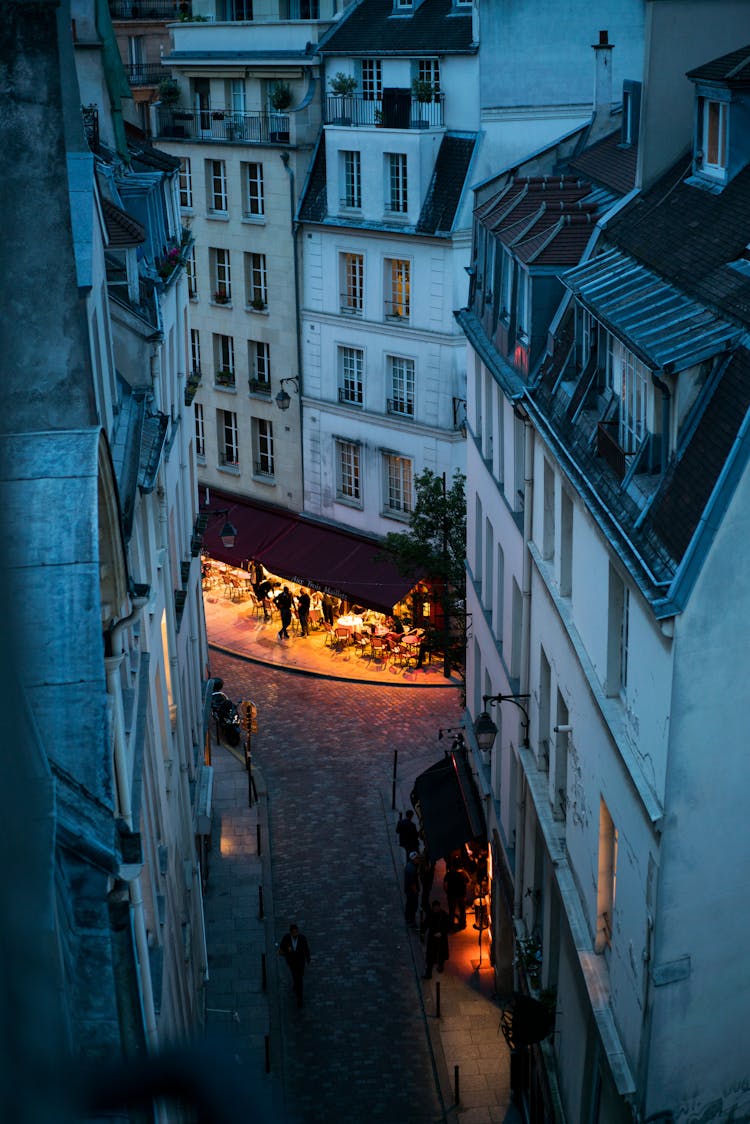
[
  {"xmin": 110, "ymin": 0, "xmax": 189, "ymax": 18},
  {"xmin": 386, "ymin": 398, "xmax": 414, "ymax": 418},
  {"xmin": 124, "ymin": 62, "xmax": 165, "ymax": 86},
  {"xmin": 156, "ymin": 108, "xmax": 290, "ymax": 144},
  {"xmin": 325, "ymin": 92, "xmax": 444, "ymax": 130}
]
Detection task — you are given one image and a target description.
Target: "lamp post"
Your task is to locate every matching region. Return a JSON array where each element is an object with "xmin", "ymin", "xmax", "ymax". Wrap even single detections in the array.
[
  {"xmin": 473, "ymin": 693, "xmax": 530, "ymax": 751},
  {"xmin": 202, "ymin": 508, "xmax": 238, "ymax": 549},
  {"xmin": 275, "ymin": 376, "xmax": 299, "ymax": 411}
]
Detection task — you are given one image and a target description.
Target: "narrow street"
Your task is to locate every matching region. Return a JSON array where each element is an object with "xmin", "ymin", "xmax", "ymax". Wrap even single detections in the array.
[{"xmin": 203, "ymin": 650, "xmax": 502, "ymax": 1123}]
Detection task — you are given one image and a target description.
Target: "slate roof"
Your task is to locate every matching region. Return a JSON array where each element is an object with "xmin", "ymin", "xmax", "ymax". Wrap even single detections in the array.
[
  {"xmin": 129, "ymin": 141, "xmax": 181, "ymax": 174},
  {"xmin": 476, "ymin": 177, "xmax": 601, "ymax": 268},
  {"xmin": 320, "ymin": 0, "xmax": 475, "ymax": 56},
  {"xmin": 416, "ymin": 133, "xmax": 476, "ymax": 234},
  {"xmin": 603, "ymin": 158, "xmax": 750, "ymax": 325},
  {"xmin": 686, "ymin": 43, "xmax": 750, "ymax": 86},
  {"xmin": 101, "ymin": 197, "xmax": 146, "ymax": 247},
  {"xmin": 567, "ymin": 129, "xmax": 638, "ymax": 197}
]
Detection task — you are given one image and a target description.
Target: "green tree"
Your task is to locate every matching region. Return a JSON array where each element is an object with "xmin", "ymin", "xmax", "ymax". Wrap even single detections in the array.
[{"xmin": 381, "ymin": 469, "xmax": 466, "ymax": 678}]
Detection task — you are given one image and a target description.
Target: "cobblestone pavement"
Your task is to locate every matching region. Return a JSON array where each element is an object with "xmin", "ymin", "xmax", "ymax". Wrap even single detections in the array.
[{"xmin": 208, "ymin": 650, "xmax": 467, "ymax": 1124}]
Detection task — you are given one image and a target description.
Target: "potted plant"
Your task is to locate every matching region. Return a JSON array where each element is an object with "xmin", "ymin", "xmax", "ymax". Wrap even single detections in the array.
[
  {"xmin": 329, "ymin": 72, "xmax": 357, "ymax": 97},
  {"xmin": 269, "ymin": 82, "xmax": 292, "ymax": 111},
  {"xmin": 215, "ymin": 368, "xmax": 235, "ymax": 386},
  {"xmin": 158, "ymin": 77, "xmax": 182, "ymax": 106},
  {"xmin": 250, "ymin": 295, "xmax": 266, "ymax": 311},
  {"xmin": 213, "ymin": 288, "xmax": 230, "ymax": 304},
  {"xmin": 411, "ymin": 77, "xmax": 435, "ymax": 103}
]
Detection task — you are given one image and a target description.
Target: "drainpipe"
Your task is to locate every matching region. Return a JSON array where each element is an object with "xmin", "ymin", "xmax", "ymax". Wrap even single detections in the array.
[
  {"xmin": 513, "ymin": 410, "xmax": 534, "ymax": 918},
  {"xmin": 280, "ymin": 150, "xmax": 305, "ymax": 508},
  {"xmin": 106, "ymin": 591, "xmax": 159, "ymax": 1051},
  {"xmin": 651, "ymin": 372, "xmax": 671, "ymax": 476}
]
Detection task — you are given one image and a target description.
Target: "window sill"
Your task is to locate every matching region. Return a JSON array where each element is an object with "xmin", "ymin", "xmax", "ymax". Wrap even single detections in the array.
[
  {"xmin": 217, "ymin": 463, "xmax": 240, "ymax": 475},
  {"xmin": 196, "ymin": 454, "xmax": 206, "ymax": 464},
  {"xmin": 339, "ymin": 306, "xmax": 363, "ymax": 316},
  {"xmin": 253, "ymin": 472, "xmax": 276, "ymax": 484},
  {"xmin": 384, "ymin": 313, "xmax": 410, "ymax": 324},
  {"xmin": 246, "ymin": 305, "xmax": 269, "ymax": 315},
  {"xmin": 335, "ymin": 495, "xmax": 363, "ymax": 509},
  {"xmin": 242, "ymin": 214, "xmax": 266, "ymax": 224},
  {"xmin": 206, "ymin": 212, "xmax": 230, "ymax": 222},
  {"xmin": 384, "ymin": 210, "xmax": 409, "ymax": 222},
  {"xmin": 211, "ymin": 300, "xmax": 233, "ymax": 309},
  {"xmin": 382, "ymin": 508, "xmax": 411, "ymax": 523},
  {"xmin": 214, "ymin": 382, "xmax": 238, "ymax": 393}
]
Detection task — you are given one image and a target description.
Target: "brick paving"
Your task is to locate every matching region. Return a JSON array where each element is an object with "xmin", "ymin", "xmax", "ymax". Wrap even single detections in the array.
[{"xmin": 202, "ymin": 650, "xmax": 511, "ymax": 1124}]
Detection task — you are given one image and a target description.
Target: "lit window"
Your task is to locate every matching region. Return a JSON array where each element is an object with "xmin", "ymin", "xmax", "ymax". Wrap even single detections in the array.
[
  {"xmin": 336, "ymin": 440, "xmax": 361, "ymax": 502},
  {"xmin": 243, "ymin": 162, "xmax": 264, "ymax": 218},
  {"xmin": 253, "ymin": 417, "xmax": 275, "ymax": 476},
  {"xmin": 341, "ymin": 150, "xmax": 361, "ymax": 209},
  {"xmin": 383, "ymin": 453, "xmax": 412, "ymax": 515},
  {"xmin": 340, "ymin": 253, "xmax": 364, "ymax": 314},
  {"xmin": 700, "ymin": 98, "xmax": 728, "ymax": 176},
  {"xmin": 194, "ymin": 403, "xmax": 205, "ymax": 459},
  {"xmin": 596, "ymin": 799, "xmax": 618, "ymax": 953},
  {"xmin": 338, "ymin": 346, "xmax": 363, "ymax": 405},
  {"xmin": 217, "ymin": 409, "xmax": 239, "ymax": 467},
  {"xmin": 385, "ymin": 258, "xmax": 410, "ymax": 319},
  {"xmin": 386, "ymin": 152, "xmax": 408, "ymax": 213},
  {"xmin": 206, "ymin": 159, "xmax": 228, "ymax": 214},
  {"xmin": 245, "ymin": 252, "xmax": 267, "ymax": 309},
  {"xmin": 179, "ymin": 157, "xmax": 192, "ymax": 208},
  {"xmin": 387, "ymin": 355, "xmax": 414, "ymax": 417}
]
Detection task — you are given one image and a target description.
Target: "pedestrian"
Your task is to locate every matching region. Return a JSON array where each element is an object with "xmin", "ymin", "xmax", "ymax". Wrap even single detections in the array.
[
  {"xmin": 257, "ymin": 578, "xmax": 274, "ymax": 621},
  {"xmin": 275, "ymin": 586, "xmax": 293, "ymax": 639},
  {"xmin": 404, "ymin": 850, "xmax": 420, "ymax": 928},
  {"xmin": 278, "ymin": 923, "xmax": 311, "ymax": 1008},
  {"xmin": 322, "ymin": 592, "xmax": 335, "ymax": 626},
  {"xmin": 396, "ymin": 808, "xmax": 420, "ymax": 857},
  {"xmin": 297, "ymin": 588, "xmax": 311, "ymax": 636},
  {"xmin": 422, "ymin": 900, "xmax": 451, "ymax": 978},
  {"xmin": 443, "ymin": 862, "xmax": 470, "ymax": 931}
]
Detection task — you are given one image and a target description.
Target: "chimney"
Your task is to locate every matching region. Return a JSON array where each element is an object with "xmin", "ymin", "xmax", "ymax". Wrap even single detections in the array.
[{"xmin": 590, "ymin": 29, "xmax": 614, "ymax": 141}]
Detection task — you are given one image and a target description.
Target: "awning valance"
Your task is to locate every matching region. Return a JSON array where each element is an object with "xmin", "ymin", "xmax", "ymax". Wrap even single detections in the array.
[
  {"xmin": 201, "ymin": 490, "xmax": 416, "ymax": 614},
  {"xmin": 411, "ymin": 751, "xmax": 486, "ymax": 861}
]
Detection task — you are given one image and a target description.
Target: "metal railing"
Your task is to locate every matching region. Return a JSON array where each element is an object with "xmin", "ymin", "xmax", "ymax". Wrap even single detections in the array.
[
  {"xmin": 386, "ymin": 398, "xmax": 414, "ymax": 418},
  {"xmin": 384, "ymin": 299, "xmax": 410, "ymax": 321},
  {"xmin": 339, "ymin": 292, "xmax": 363, "ymax": 315},
  {"xmin": 325, "ymin": 93, "xmax": 444, "ymax": 129},
  {"xmin": 248, "ymin": 378, "xmax": 271, "ymax": 395},
  {"xmin": 338, "ymin": 387, "xmax": 363, "ymax": 406},
  {"xmin": 124, "ymin": 62, "xmax": 165, "ymax": 86},
  {"xmin": 254, "ymin": 460, "xmax": 275, "ymax": 477},
  {"xmin": 156, "ymin": 109, "xmax": 290, "ymax": 144},
  {"xmin": 110, "ymin": 0, "xmax": 189, "ymax": 17}
]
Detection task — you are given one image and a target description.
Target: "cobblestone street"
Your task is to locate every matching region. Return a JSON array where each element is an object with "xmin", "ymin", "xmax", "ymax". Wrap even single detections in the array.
[{"xmin": 206, "ymin": 650, "xmax": 470, "ymax": 1123}]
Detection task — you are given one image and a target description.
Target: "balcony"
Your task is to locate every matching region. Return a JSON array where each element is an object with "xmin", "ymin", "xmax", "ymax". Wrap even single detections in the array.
[
  {"xmin": 325, "ymin": 92, "xmax": 444, "ymax": 130},
  {"xmin": 110, "ymin": 0, "xmax": 189, "ymax": 18},
  {"xmin": 124, "ymin": 62, "xmax": 165, "ymax": 86},
  {"xmin": 156, "ymin": 108, "xmax": 290, "ymax": 144}
]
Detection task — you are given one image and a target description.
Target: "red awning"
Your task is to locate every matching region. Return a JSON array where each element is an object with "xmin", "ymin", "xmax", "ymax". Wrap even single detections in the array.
[{"xmin": 200, "ymin": 490, "xmax": 416, "ymax": 613}]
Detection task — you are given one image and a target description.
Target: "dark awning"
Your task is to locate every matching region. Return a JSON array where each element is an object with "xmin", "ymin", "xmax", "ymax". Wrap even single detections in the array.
[
  {"xmin": 201, "ymin": 489, "xmax": 416, "ymax": 614},
  {"xmin": 411, "ymin": 751, "xmax": 486, "ymax": 861}
]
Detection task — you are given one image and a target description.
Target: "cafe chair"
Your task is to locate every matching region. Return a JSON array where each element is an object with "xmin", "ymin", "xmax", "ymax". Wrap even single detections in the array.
[
  {"xmin": 352, "ymin": 633, "xmax": 369, "ymax": 658},
  {"xmin": 369, "ymin": 635, "xmax": 389, "ymax": 664},
  {"xmin": 322, "ymin": 621, "xmax": 336, "ymax": 648}
]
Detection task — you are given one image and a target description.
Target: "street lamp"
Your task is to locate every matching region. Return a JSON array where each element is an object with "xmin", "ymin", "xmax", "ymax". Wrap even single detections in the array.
[
  {"xmin": 473, "ymin": 693, "xmax": 531, "ymax": 750},
  {"xmin": 202, "ymin": 508, "xmax": 238, "ymax": 549},
  {"xmin": 275, "ymin": 376, "xmax": 299, "ymax": 411}
]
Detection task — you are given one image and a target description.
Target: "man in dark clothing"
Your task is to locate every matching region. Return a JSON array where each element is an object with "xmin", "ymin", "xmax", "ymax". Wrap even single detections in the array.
[
  {"xmin": 297, "ymin": 588, "xmax": 311, "ymax": 636},
  {"xmin": 322, "ymin": 592, "xmax": 335, "ymax": 626},
  {"xmin": 275, "ymin": 586, "xmax": 293, "ymax": 639},
  {"xmin": 278, "ymin": 923, "xmax": 311, "ymax": 1008},
  {"xmin": 396, "ymin": 809, "xmax": 420, "ymax": 856},
  {"xmin": 257, "ymin": 578, "xmax": 274, "ymax": 621},
  {"xmin": 443, "ymin": 864, "xmax": 470, "ymax": 931},
  {"xmin": 404, "ymin": 851, "xmax": 420, "ymax": 928},
  {"xmin": 422, "ymin": 900, "xmax": 451, "ymax": 978}
]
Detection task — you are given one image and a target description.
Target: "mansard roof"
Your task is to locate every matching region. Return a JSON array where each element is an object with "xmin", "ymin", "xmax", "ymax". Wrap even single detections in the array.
[
  {"xmin": 477, "ymin": 176, "xmax": 601, "ymax": 268},
  {"xmin": 320, "ymin": 0, "xmax": 476, "ymax": 56}
]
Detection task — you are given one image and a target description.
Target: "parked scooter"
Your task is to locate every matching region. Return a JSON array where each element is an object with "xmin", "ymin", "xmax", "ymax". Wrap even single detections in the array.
[{"xmin": 211, "ymin": 684, "xmax": 242, "ymax": 747}]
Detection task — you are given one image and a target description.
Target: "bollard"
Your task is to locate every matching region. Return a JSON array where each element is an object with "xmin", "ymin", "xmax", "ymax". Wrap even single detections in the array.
[
  {"xmin": 256, "ymin": 823, "xmax": 262, "ymax": 855},
  {"xmin": 454, "ymin": 1064, "xmax": 460, "ymax": 1106},
  {"xmin": 436, "ymin": 981, "xmax": 441, "ymax": 1019},
  {"xmin": 264, "ymin": 1035, "xmax": 270, "ymax": 1074},
  {"xmin": 391, "ymin": 750, "xmax": 398, "ymax": 810},
  {"xmin": 258, "ymin": 885, "xmax": 264, "ymax": 920},
  {"xmin": 261, "ymin": 952, "xmax": 267, "ymax": 991}
]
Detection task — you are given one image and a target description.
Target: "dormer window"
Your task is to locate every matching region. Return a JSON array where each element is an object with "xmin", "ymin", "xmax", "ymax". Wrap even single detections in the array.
[{"xmin": 699, "ymin": 97, "xmax": 728, "ymax": 177}]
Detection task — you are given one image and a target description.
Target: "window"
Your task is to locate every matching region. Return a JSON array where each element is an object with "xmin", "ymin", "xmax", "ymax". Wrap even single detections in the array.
[
  {"xmin": 542, "ymin": 460, "xmax": 555, "ymax": 560},
  {"xmin": 606, "ymin": 336, "xmax": 648, "ymax": 452},
  {"xmin": 387, "ymin": 355, "xmax": 414, "ymax": 417},
  {"xmin": 553, "ymin": 693, "xmax": 569, "ymax": 821},
  {"xmin": 206, "ymin": 159, "xmax": 228, "ymax": 215},
  {"xmin": 385, "ymin": 258, "xmax": 410, "ymax": 319},
  {"xmin": 596, "ymin": 799, "xmax": 618, "ymax": 953},
  {"xmin": 386, "ymin": 153, "xmax": 408, "ymax": 213},
  {"xmin": 417, "ymin": 58, "xmax": 440, "ymax": 99},
  {"xmin": 190, "ymin": 328, "xmax": 201, "ymax": 375},
  {"xmin": 244, "ymin": 252, "xmax": 267, "ymax": 309},
  {"xmin": 560, "ymin": 489, "xmax": 573, "ymax": 597},
  {"xmin": 538, "ymin": 648, "xmax": 551, "ymax": 768},
  {"xmin": 230, "ymin": 78, "xmax": 246, "ymax": 116},
  {"xmin": 229, "ymin": 0, "xmax": 252, "ymax": 16},
  {"xmin": 340, "ymin": 253, "xmax": 364, "ymax": 314},
  {"xmin": 217, "ymin": 409, "xmax": 239, "ymax": 468},
  {"xmin": 248, "ymin": 341, "xmax": 271, "ymax": 392},
  {"xmin": 186, "ymin": 246, "xmax": 197, "ymax": 299},
  {"xmin": 336, "ymin": 440, "xmax": 361, "ymax": 503},
  {"xmin": 214, "ymin": 333, "xmax": 235, "ymax": 386},
  {"xmin": 341, "ymin": 151, "xmax": 361, "ymax": 209},
  {"xmin": 701, "ymin": 97, "xmax": 727, "ymax": 176},
  {"xmin": 483, "ymin": 516, "xmax": 494, "ymax": 612},
  {"xmin": 243, "ymin": 162, "xmax": 264, "ymax": 219},
  {"xmin": 500, "ymin": 249, "xmax": 513, "ymax": 319},
  {"xmin": 253, "ymin": 418, "xmax": 274, "ymax": 476},
  {"xmin": 179, "ymin": 157, "xmax": 192, "ymax": 208},
  {"xmin": 361, "ymin": 59, "xmax": 382, "ymax": 101},
  {"xmin": 338, "ymin": 346, "xmax": 363, "ymax": 405},
  {"xmin": 211, "ymin": 247, "xmax": 231, "ymax": 303},
  {"xmin": 383, "ymin": 453, "xmax": 412, "ymax": 515},
  {"xmin": 607, "ymin": 565, "xmax": 629, "ymax": 697},
  {"xmin": 510, "ymin": 578, "xmax": 522, "ymax": 681},
  {"xmin": 494, "ymin": 542, "xmax": 504, "ymax": 643},
  {"xmin": 194, "ymin": 403, "xmax": 205, "ymax": 459}
]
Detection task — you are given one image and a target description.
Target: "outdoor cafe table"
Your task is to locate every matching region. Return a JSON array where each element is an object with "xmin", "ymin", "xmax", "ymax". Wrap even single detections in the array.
[{"xmin": 335, "ymin": 614, "xmax": 363, "ymax": 637}]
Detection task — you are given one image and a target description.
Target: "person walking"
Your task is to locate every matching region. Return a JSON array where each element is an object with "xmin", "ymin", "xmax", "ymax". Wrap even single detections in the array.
[
  {"xmin": 396, "ymin": 809, "xmax": 420, "ymax": 857},
  {"xmin": 275, "ymin": 586, "xmax": 293, "ymax": 639},
  {"xmin": 443, "ymin": 862, "xmax": 470, "ymax": 931},
  {"xmin": 422, "ymin": 900, "xmax": 451, "ymax": 978},
  {"xmin": 278, "ymin": 923, "xmax": 311, "ymax": 1008},
  {"xmin": 297, "ymin": 588, "xmax": 311, "ymax": 637},
  {"xmin": 404, "ymin": 851, "xmax": 420, "ymax": 928}
]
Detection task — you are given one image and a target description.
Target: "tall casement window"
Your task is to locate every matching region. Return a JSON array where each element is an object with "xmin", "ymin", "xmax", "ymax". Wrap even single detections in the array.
[
  {"xmin": 607, "ymin": 565, "xmax": 630, "ymax": 697},
  {"xmin": 179, "ymin": 157, "xmax": 192, "ymax": 208},
  {"xmin": 417, "ymin": 58, "xmax": 440, "ymax": 98},
  {"xmin": 596, "ymin": 799, "xmax": 618, "ymax": 953},
  {"xmin": 194, "ymin": 402, "xmax": 205, "ymax": 460},
  {"xmin": 248, "ymin": 340, "xmax": 271, "ymax": 392},
  {"xmin": 206, "ymin": 159, "xmax": 228, "ymax": 215},
  {"xmin": 211, "ymin": 247, "xmax": 231, "ymax": 303},
  {"xmin": 253, "ymin": 417, "xmax": 274, "ymax": 477},
  {"xmin": 387, "ymin": 355, "xmax": 415, "ymax": 417},
  {"xmin": 606, "ymin": 335, "xmax": 649, "ymax": 453},
  {"xmin": 243, "ymin": 162, "xmax": 264, "ymax": 219},
  {"xmin": 244, "ymin": 252, "xmax": 268, "ymax": 309},
  {"xmin": 338, "ymin": 346, "xmax": 364, "ymax": 406},
  {"xmin": 701, "ymin": 97, "xmax": 728, "ymax": 176},
  {"xmin": 217, "ymin": 409, "xmax": 239, "ymax": 468},
  {"xmin": 336, "ymin": 439, "xmax": 361, "ymax": 503},
  {"xmin": 386, "ymin": 153, "xmax": 408, "ymax": 213},
  {"xmin": 213, "ymin": 333, "xmax": 235, "ymax": 386},
  {"xmin": 190, "ymin": 328, "xmax": 201, "ymax": 375},
  {"xmin": 383, "ymin": 453, "xmax": 412, "ymax": 516},
  {"xmin": 384, "ymin": 258, "xmax": 410, "ymax": 320},
  {"xmin": 230, "ymin": 77, "xmax": 246, "ymax": 117},
  {"xmin": 186, "ymin": 247, "xmax": 197, "ymax": 299},
  {"xmin": 341, "ymin": 151, "xmax": 362, "ymax": 209},
  {"xmin": 361, "ymin": 59, "xmax": 382, "ymax": 101},
  {"xmin": 340, "ymin": 252, "xmax": 364, "ymax": 314}
]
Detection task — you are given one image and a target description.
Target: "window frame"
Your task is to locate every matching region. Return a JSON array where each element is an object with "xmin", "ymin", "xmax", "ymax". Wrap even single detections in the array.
[
  {"xmin": 245, "ymin": 251, "xmax": 268, "ymax": 309},
  {"xmin": 340, "ymin": 252, "xmax": 364, "ymax": 315},
  {"xmin": 218, "ymin": 408, "xmax": 239, "ymax": 468},
  {"xmin": 387, "ymin": 354, "xmax": 415, "ymax": 417},
  {"xmin": 207, "ymin": 159, "xmax": 228, "ymax": 215},
  {"xmin": 212, "ymin": 247, "xmax": 232, "ymax": 302},
  {"xmin": 213, "ymin": 333, "xmax": 235, "ymax": 386},
  {"xmin": 248, "ymin": 340, "xmax": 271, "ymax": 392},
  {"xmin": 701, "ymin": 96, "xmax": 728, "ymax": 177},
  {"xmin": 194, "ymin": 402, "xmax": 205, "ymax": 460},
  {"xmin": 341, "ymin": 150, "xmax": 362, "ymax": 210},
  {"xmin": 338, "ymin": 345, "xmax": 364, "ymax": 406},
  {"xmin": 361, "ymin": 59, "xmax": 382, "ymax": 101},
  {"xmin": 190, "ymin": 328, "xmax": 201, "ymax": 375},
  {"xmin": 186, "ymin": 246, "xmax": 197, "ymax": 299},
  {"xmin": 253, "ymin": 417, "xmax": 275, "ymax": 477},
  {"xmin": 243, "ymin": 161, "xmax": 264, "ymax": 220},
  {"xmin": 336, "ymin": 439, "xmax": 361, "ymax": 504},
  {"xmin": 386, "ymin": 152, "xmax": 408, "ymax": 214},
  {"xmin": 382, "ymin": 452, "xmax": 413, "ymax": 517},
  {"xmin": 179, "ymin": 157, "xmax": 193, "ymax": 209},
  {"xmin": 385, "ymin": 257, "xmax": 410, "ymax": 320}
]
